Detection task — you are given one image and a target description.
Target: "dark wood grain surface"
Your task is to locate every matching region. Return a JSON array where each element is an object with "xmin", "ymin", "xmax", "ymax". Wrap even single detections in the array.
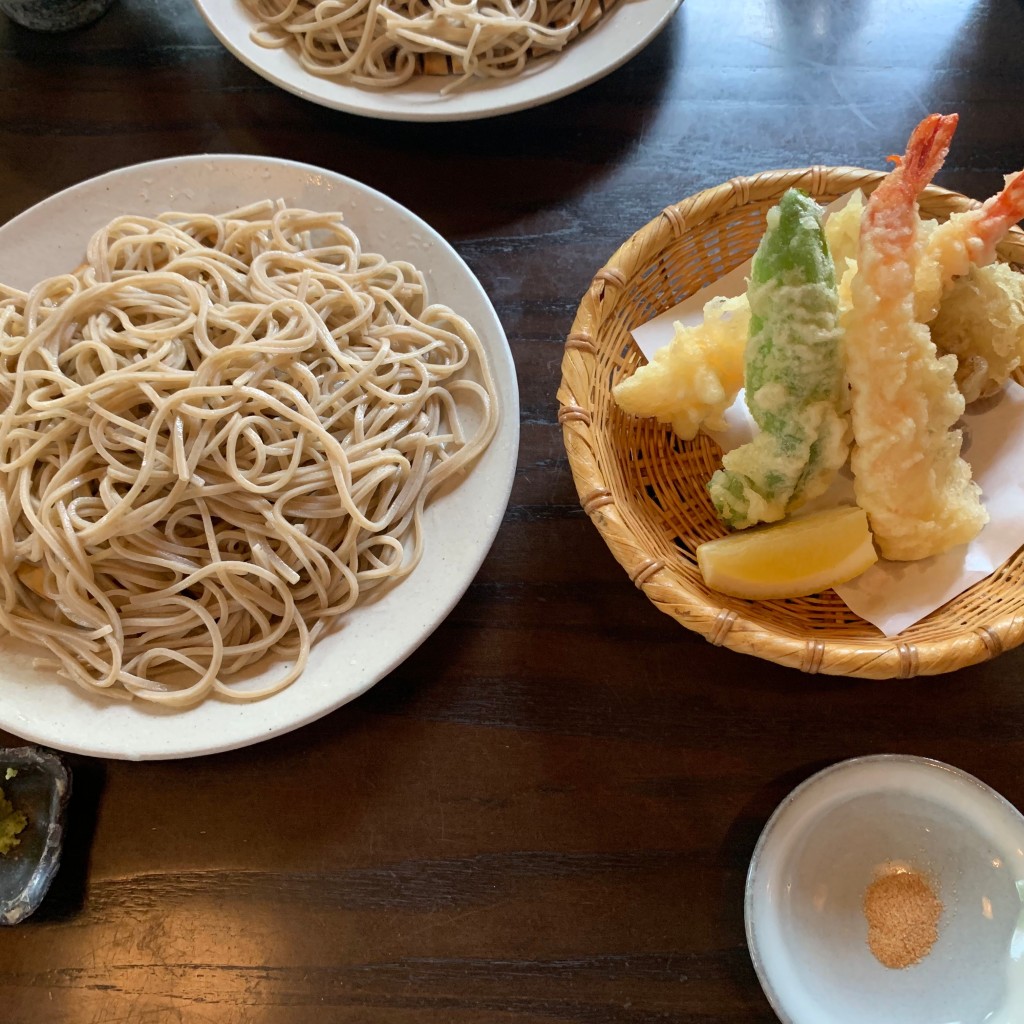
[{"xmin": 2, "ymin": 0, "xmax": 1024, "ymax": 1020}]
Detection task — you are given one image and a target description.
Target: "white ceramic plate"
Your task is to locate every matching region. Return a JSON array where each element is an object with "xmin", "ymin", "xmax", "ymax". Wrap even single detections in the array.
[
  {"xmin": 746, "ymin": 756, "xmax": 1024, "ymax": 1024},
  {"xmin": 192, "ymin": 0, "xmax": 683, "ymax": 121},
  {"xmin": 0, "ymin": 154, "xmax": 519, "ymax": 761}
]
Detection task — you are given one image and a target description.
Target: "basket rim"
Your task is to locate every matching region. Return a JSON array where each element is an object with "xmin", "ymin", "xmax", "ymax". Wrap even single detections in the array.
[{"xmin": 558, "ymin": 165, "xmax": 1024, "ymax": 679}]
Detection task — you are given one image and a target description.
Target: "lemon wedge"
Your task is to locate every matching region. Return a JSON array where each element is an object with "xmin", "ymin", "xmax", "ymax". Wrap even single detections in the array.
[{"xmin": 696, "ymin": 506, "xmax": 878, "ymax": 600}]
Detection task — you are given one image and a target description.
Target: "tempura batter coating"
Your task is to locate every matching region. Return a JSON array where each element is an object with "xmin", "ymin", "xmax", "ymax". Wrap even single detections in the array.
[
  {"xmin": 913, "ymin": 169, "xmax": 1024, "ymax": 323},
  {"xmin": 932, "ymin": 262, "xmax": 1024, "ymax": 403},
  {"xmin": 708, "ymin": 189, "xmax": 848, "ymax": 529},
  {"xmin": 844, "ymin": 113, "xmax": 988, "ymax": 561},
  {"xmin": 612, "ymin": 295, "xmax": 749, "ymax": 440},
  {"xmin": 828, "ymin": 173, "xmax": 1024, "ymax": 398}
]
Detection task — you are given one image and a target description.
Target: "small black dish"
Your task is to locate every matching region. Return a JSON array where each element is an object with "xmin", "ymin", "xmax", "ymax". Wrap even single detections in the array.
[{"xmin": 0, "ymin": 747, "xmax": 71, "ymax": 925}]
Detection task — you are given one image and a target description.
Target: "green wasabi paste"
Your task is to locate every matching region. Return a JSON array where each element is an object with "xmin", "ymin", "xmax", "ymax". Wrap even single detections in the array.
[{"xmin": 0, "ymin": 783, "xmax": 27, "ymax": 855}]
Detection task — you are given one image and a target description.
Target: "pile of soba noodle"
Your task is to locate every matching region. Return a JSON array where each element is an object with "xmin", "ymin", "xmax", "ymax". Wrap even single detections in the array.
[
  {"xmin": 241, "ymin": 0, "xmax": 598, "ymax": 90},
  {"xmin": 0, "ymin": 203, "xmax": 498, "ymax": 707}
]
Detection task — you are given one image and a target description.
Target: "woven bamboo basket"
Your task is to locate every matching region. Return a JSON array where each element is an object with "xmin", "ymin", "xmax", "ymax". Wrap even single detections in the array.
[{"xmin": 557, "ymin": 166, "xmax": 1024, "ymax": 678}]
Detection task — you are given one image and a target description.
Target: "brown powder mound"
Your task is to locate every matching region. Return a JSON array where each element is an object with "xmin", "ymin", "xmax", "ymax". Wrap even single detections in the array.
[{"xmin": 863, "ymin": 869, "xmax": 942, "ymax": 969}]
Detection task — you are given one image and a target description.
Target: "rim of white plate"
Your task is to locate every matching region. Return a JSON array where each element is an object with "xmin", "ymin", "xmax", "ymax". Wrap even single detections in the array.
[{"xmin": 191, "ymin": 0, "xmax": 684, "ymax": 122}]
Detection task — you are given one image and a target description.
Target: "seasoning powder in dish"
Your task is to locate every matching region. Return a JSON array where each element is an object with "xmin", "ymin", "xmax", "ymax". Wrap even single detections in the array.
[{"xmin": 863, "ymin": 866, "xmax": 943, "ymax": 969}]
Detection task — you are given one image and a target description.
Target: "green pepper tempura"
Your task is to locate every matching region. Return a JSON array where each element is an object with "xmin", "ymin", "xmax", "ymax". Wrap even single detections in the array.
[{"xmin": 708, "ymin": 189, "xmax": 849, "ymax": 529}]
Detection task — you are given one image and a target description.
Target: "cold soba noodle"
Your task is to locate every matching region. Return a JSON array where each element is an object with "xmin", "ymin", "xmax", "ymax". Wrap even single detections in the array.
[
  {"xmin": 0, "ymin": 203, "xmax": 498, "ymax": 706},
  {"xmin": 241, "ymin": 0, "xmax": 600, "ymax": 90}
]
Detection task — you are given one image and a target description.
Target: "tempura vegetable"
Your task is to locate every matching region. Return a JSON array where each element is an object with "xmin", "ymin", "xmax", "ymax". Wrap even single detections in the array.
[
  {"xmin": 612, "ymin": 295, "xmax": 749, "ymax": 440},
  {"xmin": 707, "ymin": 189, "xmax": 848, "ymax": 529},
  {"xmin": 824, "ymin": 190, "xmax": 867, "ymax": 272},
  {"xmin": 824, "ymin": 191, "xmax": 867, "ymax": 319},
  {"xmin": 932, "ymin": 262, "xmax": 1024, "ymax": 403},
  {"xmin": 844, "ymin": 113, "xmax": 988, "ymax": 561}
]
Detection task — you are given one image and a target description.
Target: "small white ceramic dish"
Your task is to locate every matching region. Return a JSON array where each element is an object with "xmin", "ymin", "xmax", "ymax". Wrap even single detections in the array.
[
  {"xmin": 0, "ymin": 155, "xmax": 519, "ymax": 761},
  {"xmin": 192, "ymin": 0, "xmax": 682, "ymax": 122},
  {"xmin": 745, "ymin": 755, "xmax": 1024, "ymax": 1024}
]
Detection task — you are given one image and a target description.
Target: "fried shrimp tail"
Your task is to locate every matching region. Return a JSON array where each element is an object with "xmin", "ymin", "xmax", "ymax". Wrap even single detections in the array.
[
  {"xmin": 918, "ymin": 168, "xmax": 1024, "ymax": 397},
  {"xmin": 708, "ymin": 189, "xmax": 848, "ymax": 529},
  {"xmin": 915, "ymin": 167, "xmax": 1024, "ymax": 321},
  {"xmin": 828, "ymin": 165, "xmax": 1024, "ymax": 403},
  {"xmin": 971, "ymin": 169, "xmax": 1024, "ymax": 246},
  {"xmin": 845, "ymin": 113, "xmax": 988, "ymax": 561}
]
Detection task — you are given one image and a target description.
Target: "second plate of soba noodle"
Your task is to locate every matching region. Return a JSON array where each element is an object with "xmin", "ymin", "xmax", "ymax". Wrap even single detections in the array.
[
  {"xmin": 192, "ymin": 0, "xmax": 683, "ymax": 121},
  {"xmin": 0, "ymin": 155, "xmax": 519, "ymax": 760}
]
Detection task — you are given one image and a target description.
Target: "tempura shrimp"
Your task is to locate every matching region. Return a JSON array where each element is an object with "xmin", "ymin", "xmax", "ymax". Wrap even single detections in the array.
[
  {"xmin": 915, "ymin": 168, "xmax": 1024, "ymax": 322},
  {"xmin": 828, "ymin": 171, "xmax": 1024, "ymax": 402},
  {"xmin": 844, "ymin": 113, "xmax": 988, "ymax": 561}
]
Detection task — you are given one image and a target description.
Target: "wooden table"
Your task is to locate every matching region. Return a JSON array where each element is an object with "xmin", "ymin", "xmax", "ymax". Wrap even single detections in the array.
[{"xmin": 2, "ymin": 0, "xmax": 1024, "ymax": 1020}]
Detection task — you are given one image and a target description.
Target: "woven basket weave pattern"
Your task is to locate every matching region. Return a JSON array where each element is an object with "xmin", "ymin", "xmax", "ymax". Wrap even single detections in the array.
[{"xmin": 558, "ymin": 166, "xmax": 1024, "ymax": 678}]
